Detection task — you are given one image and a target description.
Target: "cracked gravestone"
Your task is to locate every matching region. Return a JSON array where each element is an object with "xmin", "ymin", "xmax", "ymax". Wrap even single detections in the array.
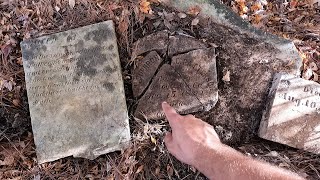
[
  {"xmin": 132, "ymin": 31, "xmax": 218, "ymax": 120},
  {"xmin": 158, "ymin": 0, "xmax": 302, "ymax": 144},
  {"xmin": 21, "ymin": 20, "xmax": 130, "ymax": 164},
  {"xmin": 259, "ymin": 73, "xmax": 320, "ymax": 154}
]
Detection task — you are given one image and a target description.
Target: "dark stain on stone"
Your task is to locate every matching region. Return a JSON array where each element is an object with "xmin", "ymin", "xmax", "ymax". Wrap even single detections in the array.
[
  {"xmin": 104, "ymin": 65, "xmax": 117, "ymax": 73},
  {"xmin": 21, "ymin": 34, "xmax": 58, "ymax": 63},
  {"xmin": 67, "ymin": 33, "xmax": 75, "ymax": 42},
  {"xmin": 103, "ymin": 82, "xmax": 115, "ymax": 91},
  {"xmin": 108, "ymin": 45, "xmax": 114, "ymax": 50},
  {"xmin": 84, "ymin": 24, "xmax": 112, "ymax": 45},
  {"xmin": 21, "ymin": 40, "xmax": 47, "ymax": 62},
  {"xmin": 73, "ymin": 45, "xmax": 107, "ymax": 81},
  {"xmin": 76, "ymin": 40, "xmax": 84, "ymax": 50}
]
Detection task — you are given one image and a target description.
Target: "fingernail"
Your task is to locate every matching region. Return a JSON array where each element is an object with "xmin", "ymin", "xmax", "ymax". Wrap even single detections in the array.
[{"xmin": 162, "ymin": 101, "xmax": 167, "ymax": 105}]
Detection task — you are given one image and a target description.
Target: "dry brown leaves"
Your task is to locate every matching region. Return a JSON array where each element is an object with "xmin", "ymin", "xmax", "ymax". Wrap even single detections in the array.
[{"xmin": 230, "ymin": 0, "xmax": 320, "ymax": 83}]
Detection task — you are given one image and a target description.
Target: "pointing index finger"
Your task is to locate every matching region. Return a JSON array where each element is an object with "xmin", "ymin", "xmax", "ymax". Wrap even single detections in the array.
[{"xmin": 162, "ymin": 102, "xmax": 180, "ymax": 129}]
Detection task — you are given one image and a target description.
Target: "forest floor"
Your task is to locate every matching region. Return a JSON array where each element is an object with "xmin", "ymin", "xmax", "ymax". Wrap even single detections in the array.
[{"xmin": 0, "ymin": 0, "xmax": 319, "ymax": 179}]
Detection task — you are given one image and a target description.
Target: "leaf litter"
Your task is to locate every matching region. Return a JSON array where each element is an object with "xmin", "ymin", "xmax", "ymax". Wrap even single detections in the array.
[{"xmin": 0, "ymin": 0, "xmax": 319, "ymax": 179}]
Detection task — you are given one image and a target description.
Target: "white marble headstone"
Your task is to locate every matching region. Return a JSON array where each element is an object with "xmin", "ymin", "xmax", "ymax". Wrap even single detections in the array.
[
  {"xmin": 259, "ymin": 73, "xmax": 320, "ymax": 154},
  {"xmin": 21, "ymin": 21, "xmax": 130, "ymax": 163}
]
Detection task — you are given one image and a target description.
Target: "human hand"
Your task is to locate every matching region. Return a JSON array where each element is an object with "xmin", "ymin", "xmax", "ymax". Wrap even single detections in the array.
[{"xmin": 162, "ymin": 102, "xmax": 222, "ymax": 167}]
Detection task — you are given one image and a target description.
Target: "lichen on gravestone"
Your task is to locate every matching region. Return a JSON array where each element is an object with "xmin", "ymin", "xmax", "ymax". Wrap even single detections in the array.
[
  {"xmin": 259, "ymin": 73, "xmax": 320, "ymax": 154},
  {"xmin": 21, "ymin": 21, "xmax": 130, "ymax": 163}
]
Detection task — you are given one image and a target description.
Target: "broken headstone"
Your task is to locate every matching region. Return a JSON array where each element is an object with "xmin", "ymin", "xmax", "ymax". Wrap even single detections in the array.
[
  {"xmin": 132, "ymin": 31, "xmax": 169, "ymax": 58},
  {"xmin": 21, "ymin": 21, "xmax": 130, "ymax": 163},
  {"xmin": 168, "ymin": 34, "xmax": 207, "ymax": 56},
  {"xmin": 259, "ymin": 73, "xmax": 320, "ymax": 154},
  {"xmin": 132, "ymin": 32, "xmax": 218, "ymax": 120},
  {"xmin": 159, "ymin": 0, "xmax": 302, "ymax": 144},
  {"xmin": 132, "ymin": 51, "xmax": 163, "ymax": 97}
]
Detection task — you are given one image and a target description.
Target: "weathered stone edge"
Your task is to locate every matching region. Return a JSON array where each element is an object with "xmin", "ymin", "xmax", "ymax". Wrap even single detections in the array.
[
  {"xmin": 161, "ymin": 0, "xmax": 302, "ymax": 76},
  {"xmin": 258, "ymin": 73, "xmax": 284, "ymax": 138}
]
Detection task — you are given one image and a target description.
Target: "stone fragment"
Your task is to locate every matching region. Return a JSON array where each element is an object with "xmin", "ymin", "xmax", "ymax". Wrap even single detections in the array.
[
  {"xmin": 168, "ymin": 34, "xmax": 207, "ymax": 56},
  {"xmin": 132, "ymin": 51, "xmax": 163, "ymax": 97},
  {"xmin": 172, "ymin": 48, "xmax": 218, "ymax": 111},
  {"xmin": 132, "ymin": 31, "xmax": 169, "ymax": 57},
  {"xmin": 259, "ymin": 73, "xmax": 320, "ymax": 154},
  {"xmin": 160, "ymin": 0, "xmax": 302, "ymax": 144},
  {"xmin": 21, "ymin": 21, "xmax": 130, "ymax": 163},
  {"xmin": 135, "ymin": 64, "xmax": 203, "ymax": 120}
]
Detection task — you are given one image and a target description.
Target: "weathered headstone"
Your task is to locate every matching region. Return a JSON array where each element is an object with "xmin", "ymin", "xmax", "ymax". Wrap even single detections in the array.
[
  {"xmin": 132, "ymin": 32, "xmax": 218, "ymax": 120},
  {"xmin": 259, "ymin": 73, "xmax": 320, "ymax": 154},
  {"xmin": 159, "ymin": 0, "xmax": 302, "ymax": 143},
  {"xmin": 21, "ymin": 21, "xmax": 130, "ymax": 163}
]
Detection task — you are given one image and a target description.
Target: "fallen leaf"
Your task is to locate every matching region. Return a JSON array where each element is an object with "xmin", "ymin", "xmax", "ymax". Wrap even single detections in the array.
[
  {"xmin": 0, "ymin": 43, "xmax": 12, "ymax": 62},
  {"xmin": 135, "ymin": 165, "xmax": 144, "ymax": 174},
  {"xmin": 191, "ymin": 18, "xmax": 199, "ymax": 26},
  {"xmin": 3, "ymin": 80, "xmax": 13, "ymax": 91},
  {"xmin": 265, "ymin": 151, "xmax": 279, "ymax": 157},
  {"xmin": 54, "ymin": 6, "xmax": 60, "ymax": 12},
  {"xmin": 313, "ymin": 72, "xmax": 319, "ymax": 81},
  {"xmin": 140, "ymin": 0, "xmax": 151, "ymax": 14},
  {"xmin": 164, "ymin": 12, "xmax": 175, "ymax": 22},
  {"xmin": 177, "ymin": 12, "xmax": 187, "ymax": 19},
  {"xmin": 16, "ymin": 57, "xmax": 23, "ymax": 65},
  {"xmin": 12, "ymin": 99, "xmax": 20, "ymax": 106},
  {"xmin": 167, "ymin": 165, "xmax": 173, "ymax": 176},
  {"xmin": 279, "ymin": 162, "xmax": 290, "ymax": 168},
  {"xmin": 309, "ymin": 62, "xmax": 318, "ymax": 71},
  {"xmin": 303, "ymin": 68, "xmax": 313, "ymax": 80},
  {"xmin": 251, "ymin": 2, "xmax": 262, "ymax": 12},
  {"xmin": 155, "ymin": 167, "xmax": 160, "ymax": 175},
  {"xmin": 222, "ymin": 70, "xmax": 231, "ymax": 82},
  {"xmin": 187, "ymin": 5, "xmax": 201, "ymax": 15},
  {"xmin": 0, "ymin": 151, "xmax": 15, "ymax": 166},
  {"xmin": 290, "ymin": 0, "xmax": 298, "ymax": 8},
  {"xmin": 150, "ymin": 136, "xmax": 157, "ymax": 144},
  {"xmin": 69, "ymin": 0, "xmax": 75, "ymax": 9}
]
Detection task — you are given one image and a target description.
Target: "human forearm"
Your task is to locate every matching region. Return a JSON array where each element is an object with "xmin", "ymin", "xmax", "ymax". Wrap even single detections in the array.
[{"xmin": 194, "ymin": 144, "xmax": 304, "ymax": 180}]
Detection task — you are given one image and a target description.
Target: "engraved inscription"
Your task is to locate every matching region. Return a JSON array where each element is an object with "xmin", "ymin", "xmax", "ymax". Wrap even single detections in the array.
[
  {"xmin": 133, "ymin": 33, "xmax": 218, "ymax": 120},
  {"xmin": 278, "ymin": 92, "xmax": 319, "ymax": 110},
  {"xmin": 21, "ymin": 20, "xmax": 130, "ymax": 163}
]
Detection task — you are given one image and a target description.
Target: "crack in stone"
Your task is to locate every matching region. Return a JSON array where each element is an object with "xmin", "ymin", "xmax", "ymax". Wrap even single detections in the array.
[
  {"xmin": 135, "ymin": 33, "xmax": 170, "ymax": 101},
  {"xmin": 133, "ymin": 32, "xmax": 217, "ymax": 119}
]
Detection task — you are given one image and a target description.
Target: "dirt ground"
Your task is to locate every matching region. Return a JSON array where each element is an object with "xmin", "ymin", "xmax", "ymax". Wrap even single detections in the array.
[{"xmin": 0, "ymin": 0, "xmax": 319, "ymax": 179}]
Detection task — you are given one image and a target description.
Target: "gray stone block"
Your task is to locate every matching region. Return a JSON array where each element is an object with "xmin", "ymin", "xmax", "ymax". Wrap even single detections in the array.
[
  {"xmin": 259, "ymin": 73, "xmax": 320, "ymax": 154},
  {"xmin": 133, "ymin": 33, "xmax": 218, "ymax": 120},
  {"xmin": 21, "ymin": 20, "xmax": 130, "ymax": 163}
]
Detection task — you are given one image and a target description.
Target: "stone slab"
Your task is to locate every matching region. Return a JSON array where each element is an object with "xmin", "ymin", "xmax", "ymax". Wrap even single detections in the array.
[
  {"xmin": 162, "ymin": 0, "xmax": 302, "ymax": 75},
  {"xmin": 259, "ymin": 73, "xmax": 320, "ymax": 154},
  {"xmin": 132, "ymin": 31, "xmax": 169, "ymax": 57},
  {"xmin": 135, "ymin": 64, "xmax": 203, "ymax": 119},
  {"xmin": 132, "ymin": 51, "xmax": 163, "ymax": 97},
  {"xmin": 133, "ymin": 32, "xmax": 218, "ymax": 120},
  {"xmin": 168, "ymin": 34, "xmax": 207, "ymax": 56},
  {"xmin": 172, "ymin": 48, "xmax": 218, "ymax": 111},
  {"xmin": 21, "ymin": 20, "xmax": 130, "ymax": 163}
]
